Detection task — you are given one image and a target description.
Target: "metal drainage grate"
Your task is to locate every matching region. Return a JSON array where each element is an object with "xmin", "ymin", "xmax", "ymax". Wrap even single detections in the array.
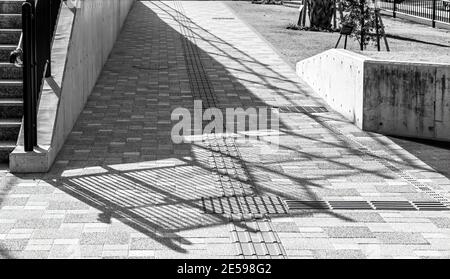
[
  {"xmin": 275, "ymin": 106, "xmax": 328, "ymax": 114},
  {"xmin": 284, "ymin": 200, "xmax": 329, "ymax": 210},
  {"xmin": 371, "ymin": 201, "xmax": 416, "ymax": 211},
  {"xmin": 284, "ymin": 200, "xmax": 449, "ymax": 211},
  {"xmin": 202, "ymin": 196, "xmax": 288, "ymax": 215},
  {"xmin": 413, "ymin": 201, "xmax": 450, "ymax": 211},
  {"xmin": 328, "ymin": 201, "xmax": 374, "ymax": 210}
]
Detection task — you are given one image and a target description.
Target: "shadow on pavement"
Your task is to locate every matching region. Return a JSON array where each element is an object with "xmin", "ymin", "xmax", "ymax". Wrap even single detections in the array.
[{"xmin": 3, "ymin": 1, "xmax": 441, "ymax": 256}]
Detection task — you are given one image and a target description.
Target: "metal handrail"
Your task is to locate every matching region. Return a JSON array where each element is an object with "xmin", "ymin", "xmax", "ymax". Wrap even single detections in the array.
[{"xmin": 10, "ymin": 0, "xmax": 62, "ymax": 151}]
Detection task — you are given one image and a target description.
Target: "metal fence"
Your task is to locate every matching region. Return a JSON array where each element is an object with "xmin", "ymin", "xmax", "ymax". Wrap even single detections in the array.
[{"xmin": 378, "ymin": 0, "xmax": 450, "ymax": 27}]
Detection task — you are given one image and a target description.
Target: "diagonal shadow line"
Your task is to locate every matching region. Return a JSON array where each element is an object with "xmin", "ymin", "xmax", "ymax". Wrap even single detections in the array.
[
  {"xmin": 75, "ymin": 163, "xmax": 264, "ymax": 229},
  {"xmin": 279, "ymin": 127, "xmax": 435, "ymax": 173},
  {"xmin": 100, "ymin": 165, "xmax": 274, "ymax": 232},
  {"xmin": 1, "ymin": 1, "xmax": 379, "ymax": 257},
  {"xmin": 56, "ymin": 179, "xmax": 189, "ymax": 252},
  {"xmin": 154, "ymin": 0, "xmax": 434, "ymax": 176},
  {"xmin": 386, "ymin": 34, "xmax": 450, "ymax": 48},
  {"xmin": 190, "ymin": 134, "xmax": 400, "ymax": 182},
  {"xmin": 152, "ymin": 0, "xmax": 307, "ymax": 101},
  {"xmin": 182, "ymin": 142, "xmax": 355, "ymax": 222}
]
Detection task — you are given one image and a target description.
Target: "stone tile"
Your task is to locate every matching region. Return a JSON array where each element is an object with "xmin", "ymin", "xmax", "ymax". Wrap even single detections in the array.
[
  {"xmin": 0, "ymin": 239, "xmax": 28, "ymax": 251},
  {"xmin": 313, "ymin": 249, "xmax": 366, "ymax": 259},
  {"xmin": 80, "ymin": 245, "xmax": 103, "ymax": 258},
  {"xmin": 323, "ymin": 227, "xmax": 375, "ymax": 238},
  {"xmin": 79, "ymin": 232, "xmax": 107, "ymax": 245},
  {"xmin": 374, "ymin": 232, "xmax": 429, "ymax": 244},
  {"xmin": 429, "ymin": 217, "xmax": 450, "ymax": 229}
]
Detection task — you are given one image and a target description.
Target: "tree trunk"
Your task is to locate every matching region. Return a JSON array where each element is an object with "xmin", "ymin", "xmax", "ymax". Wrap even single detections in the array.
[{"xmin": 299, "ymin": 0, "xmax": 334, "ymax": 29}]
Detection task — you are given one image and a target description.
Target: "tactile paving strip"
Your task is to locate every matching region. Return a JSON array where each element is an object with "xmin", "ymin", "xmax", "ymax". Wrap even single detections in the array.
[
  {"xmin": 202, "ymin": 196, "xmax": 288, "ymax": 215},
  {"xmin": 285, "ymin": 200, "xmax": 450, "ymax": 211},
  {"xmin": 203, "ymin": 135, "xmax": 256, "ymax": 197},
  {"xmin": 171, "ymin": 2, "xmax": 288, "ymax": 258},
  {"xmin": 174, "ymin": 0, "xmax": 218, "ymax": 109},
  {"xmin": 230, "ymin": 219, "xmax": 287, "ymax": 259}
]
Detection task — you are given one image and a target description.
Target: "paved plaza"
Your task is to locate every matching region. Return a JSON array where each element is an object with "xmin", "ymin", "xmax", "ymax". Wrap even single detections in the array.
[{"xmin": 1, "ymin": 1, "xmax": 450, "ymax": 259}]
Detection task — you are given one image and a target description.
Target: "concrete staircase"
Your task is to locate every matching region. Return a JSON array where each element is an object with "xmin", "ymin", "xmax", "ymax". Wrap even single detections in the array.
[{"xmin": 0, "ymin": 0, "xmax": 23, "ymax": 163}]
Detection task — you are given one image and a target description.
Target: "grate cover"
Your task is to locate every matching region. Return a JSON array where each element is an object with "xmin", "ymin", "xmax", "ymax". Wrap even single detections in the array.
[
  {"xmin": 413, "ymin": 201, "xmax": 450, "ymax": 211},
  {"xmin": 202, "ymin": 196, "xmax": 288, "ymax": 215},
  {"xmin": 284, "ymin": 200, "xmax": 329, "ymax": 210},
  {"xmin": 329, "ymin": 201, "xmax": 374, "ymax": 210},
  {"xmin": 212, "ymin": 17, "xmax": 235, "ymax": 20},
  {"xmin": 284, "ymin": 200, "xmax": 449, "ymax": 211},
  {"xmin": 370, "ymin": 201, "xmax": 416, "ymax": 210},
  {"xmin": 275, "ymin": 106, "xmax": 328, "ymax": 114}
]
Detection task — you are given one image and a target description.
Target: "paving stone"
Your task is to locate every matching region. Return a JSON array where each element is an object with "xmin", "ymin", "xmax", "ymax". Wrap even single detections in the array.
[
  {"xmin": 313, "ymin": 249, "xmax": 366, "ymax": 259},
  {"xmin": 0, "ymin": 239, "xmax": 28, "ymax": 251},
  {"xmin": 48, "ymin": 244, "xmax": 80, "ymax": 259},
  {"xmin": 337, "ymin": 212, "xmax": 385, "ymax": 223},
  {"xmin": 323, "ymin": 227, "xmax": 376, "ymax": 238},
  {"xmin": 80, "ymin": 232, "xmax": 107, "ymax": 245},
  {"xmin": 374, "ymin": 232, "xmax": 430, "ymax": 244},
  {"xmin": 429, "ymin": 217, "xmax": 450, "ymax": 229},
  {"xmin": 14, "ymin": 219, "xmax": 62, "ymax": 229},
  {"xmin": 80, "ymin": 245, "xmax": 103, "ymax": 258}
]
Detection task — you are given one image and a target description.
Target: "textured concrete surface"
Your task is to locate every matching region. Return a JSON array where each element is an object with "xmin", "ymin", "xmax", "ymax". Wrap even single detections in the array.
[
  {"xmin": 1, "ymin": 1, "xmax": 450, "ymax": 259},
  {"xmin": 296, "ymin": 49, "xmax": 450, "ymax": 142}
]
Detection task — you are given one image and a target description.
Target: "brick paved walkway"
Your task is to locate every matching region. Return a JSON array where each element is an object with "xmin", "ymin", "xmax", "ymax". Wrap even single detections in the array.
[{"xmin": 1, "ymin": 1, "xmax": 450, "ymax": 259}]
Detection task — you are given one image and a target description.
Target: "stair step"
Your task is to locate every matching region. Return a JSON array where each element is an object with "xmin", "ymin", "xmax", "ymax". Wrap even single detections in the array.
[
  {"xmin": 0, "ymin": 14, "xmax": 21, "ymax": 29},
  {"xmin": 0, "ymin": 140, "xmax": 16, "ymax": 163},
  {"xmin": 0, "ymin": 79, "xmax": 22, "ymax": 98},
  {"xmin": 0, "ymin": 29, "xmax": 20, "ymax": 44},
  {"xmin": 0, "ymin": 97, "xmax": 22, "ymax": 118},
  {"xmin": 0, "ymin": 44, "xmax": 16, "ymax": 62},
  {"xmin": 0, "ymin": 1, "xmax": 23, "ymax": 14},
  {"xmin": 0, "ymin": 118, "xmax": 20, "ymax": 140},
  {"xmin": 0, "ymin": 62, "xmax": 21, "ymax": 79}
]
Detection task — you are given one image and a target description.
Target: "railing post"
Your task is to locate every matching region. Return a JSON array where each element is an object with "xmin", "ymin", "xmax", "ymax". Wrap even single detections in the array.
[
  {"xmin": 432, "ymin": 0, "xmax": 437, "ymax": 28},
  {"xmin": 46, "ymin": 0, "xmax": 52, "ymax": 77},
  {"xmin": 333, "ymin": 0, "xmax": 337, "ymax": 29},
  {"xmin": 360, "ymin": 0, "xmax": 365, "ymax": 51},
  {"xmin": 30, "ymin": 0, "xmax": 37, "ymax": 147},
  {"xmin": 393, "ymin": 0, "xmax": 396, "ymax": 18},
  {"xmin": 20, "ymin": 0, "xmax": 61, "ymax": 151},
  {"xmin": 22, "ymin": 2, "xmax": 34, "ymax": 151}
]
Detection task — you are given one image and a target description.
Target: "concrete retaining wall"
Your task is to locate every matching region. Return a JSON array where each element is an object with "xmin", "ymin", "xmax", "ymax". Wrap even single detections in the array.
[
  {"xmin": 296, "ymin": 49, "xmax": 450, "ymax": 142},
  {"xmin": 296, "ymin": 50, "xmax": 366, "ymax": 128},
  {"xmin": 10, "ymin": 0, "xmax": 135, "ymax": 172}
]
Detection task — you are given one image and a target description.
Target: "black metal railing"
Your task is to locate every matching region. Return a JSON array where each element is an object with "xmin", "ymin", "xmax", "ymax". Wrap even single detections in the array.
[
  {"xmin": 378, "ymin": 0, "xmax": 450, "ymax": 27},
  {"xmin": 10, "ymin": 0, "xmax": 62, "ymax": 151}
]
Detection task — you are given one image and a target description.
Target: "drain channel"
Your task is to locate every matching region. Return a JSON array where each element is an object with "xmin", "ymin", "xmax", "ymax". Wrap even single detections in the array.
[
  {"xmin": 306, "ymin": 113, "xmax": 450, "ymax": 207},
  {"xmin": 285, "ymin": 200, "xmax": 449, "ymax": 211}
]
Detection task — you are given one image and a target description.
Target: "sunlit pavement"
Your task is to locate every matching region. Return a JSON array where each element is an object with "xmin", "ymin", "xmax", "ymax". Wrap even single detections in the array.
[{"xmin": 1, "ymin": 1, "xmax": 450, "ymax": 259}]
